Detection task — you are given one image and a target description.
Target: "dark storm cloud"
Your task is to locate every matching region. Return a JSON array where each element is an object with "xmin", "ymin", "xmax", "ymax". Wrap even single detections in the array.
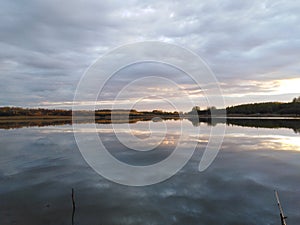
[{"xmin": 0, "ymin": 0, "xmax": 299, "ymax": 108}]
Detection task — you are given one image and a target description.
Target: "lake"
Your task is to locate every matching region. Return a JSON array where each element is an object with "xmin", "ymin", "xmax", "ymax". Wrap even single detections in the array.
[{"xmin": 0, "ymin": 119, "xmax": 300, "ymax": 225}]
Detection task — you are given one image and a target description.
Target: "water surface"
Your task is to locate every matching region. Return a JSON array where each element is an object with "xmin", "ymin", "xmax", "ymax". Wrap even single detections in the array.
[{"xmin": 0, "ymin": 120, "xmax": 300, "ymax": 225}]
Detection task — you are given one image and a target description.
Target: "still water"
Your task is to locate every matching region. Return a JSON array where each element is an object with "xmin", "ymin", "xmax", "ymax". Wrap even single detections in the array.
[{"xmin": 1, "ymin": 120, "xmax": 300, "ymax": 225}]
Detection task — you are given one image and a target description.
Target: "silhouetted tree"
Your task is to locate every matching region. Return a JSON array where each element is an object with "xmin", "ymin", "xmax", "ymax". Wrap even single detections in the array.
[{"xmin": 292, "ymin": 96, "xmax": 300, "ymax": 103}]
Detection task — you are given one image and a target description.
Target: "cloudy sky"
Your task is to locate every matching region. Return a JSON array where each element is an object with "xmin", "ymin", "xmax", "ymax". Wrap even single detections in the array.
[{"xmin": 1, "ymin": 0, "xmax": 300, "ymax": 111}]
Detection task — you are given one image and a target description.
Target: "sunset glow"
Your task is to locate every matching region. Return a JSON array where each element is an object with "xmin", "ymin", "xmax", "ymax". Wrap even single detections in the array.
[{"xmin": 278, "ymin": 78, "xmax": 300, "ymax": 95}]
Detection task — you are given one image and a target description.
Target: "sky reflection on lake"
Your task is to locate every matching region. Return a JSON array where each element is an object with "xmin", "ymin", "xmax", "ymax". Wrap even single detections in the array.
[{"xmin": 0, "ymin": 120, "xmax": 299, "ymax": 225}]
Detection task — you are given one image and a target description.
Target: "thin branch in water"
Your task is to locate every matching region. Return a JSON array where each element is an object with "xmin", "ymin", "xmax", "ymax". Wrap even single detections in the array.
[{"xmin": 72, "ymin": 188, "xmax": 76, "ymax": 225}]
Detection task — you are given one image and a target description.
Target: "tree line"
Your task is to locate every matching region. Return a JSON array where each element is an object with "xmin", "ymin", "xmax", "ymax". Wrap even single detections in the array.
[
  {"xmin": 0, "ymin": 107, "xmax": 72, "ymax": 117},
  {"xmin": 1, "ymin": 96, "xmax": 300, "ymax": 117},
  {"xmin": 0, "ymin": 107, "xmax": 180, "ymax": 117},
  {"xmin": 188, "ymin": 97, "xmax": 300, "ymax": 116}
]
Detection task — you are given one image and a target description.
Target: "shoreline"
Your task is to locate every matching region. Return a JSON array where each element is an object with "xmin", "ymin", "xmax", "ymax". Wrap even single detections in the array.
[{"xmin": 1, "ymin": 114, "xmax": 300, "ymax": 122}]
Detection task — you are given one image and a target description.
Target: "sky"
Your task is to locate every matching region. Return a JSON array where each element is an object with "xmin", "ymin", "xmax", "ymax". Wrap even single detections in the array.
[{"xmin": 0, "ymin": 0, "xmax": 300, "ymax": 111}]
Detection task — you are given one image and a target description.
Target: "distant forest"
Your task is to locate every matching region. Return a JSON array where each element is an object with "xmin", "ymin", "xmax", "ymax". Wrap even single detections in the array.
[
  {"xmin": 0, "ymin": 107, "xmax": 179, "ymax": 118},
  {"xmin": 187, "ymin": 97, "xmax": 300, "ymax": 116},
  {"xmin": 226, "ymin": 102, "xmax": 300, "ymax": 115},
  {"xmin": 0, "ymin": 107, "xmax": 72, "ymax": 117},
  {"xmin": 0, "ymin": 97, "xmax": 300, "ymax": 117}
]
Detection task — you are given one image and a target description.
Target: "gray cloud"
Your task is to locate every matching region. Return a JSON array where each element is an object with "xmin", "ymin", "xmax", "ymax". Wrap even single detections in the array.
[{"xmin": 0, "ymin": 0, "xmax": 299, "ymax": 109}]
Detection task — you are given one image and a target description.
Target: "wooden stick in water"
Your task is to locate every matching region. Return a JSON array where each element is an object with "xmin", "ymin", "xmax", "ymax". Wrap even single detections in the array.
[
  {"xmin": 275, "ymin": 190, "xmax": 287, "ymax": 225},
  {"xmin": 72, "ymin": 188, "xmax": 76, "ymax": 210},
  {"xmin": 72, "ymin": 188, "xmax": 76, "ymax": 225}
]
